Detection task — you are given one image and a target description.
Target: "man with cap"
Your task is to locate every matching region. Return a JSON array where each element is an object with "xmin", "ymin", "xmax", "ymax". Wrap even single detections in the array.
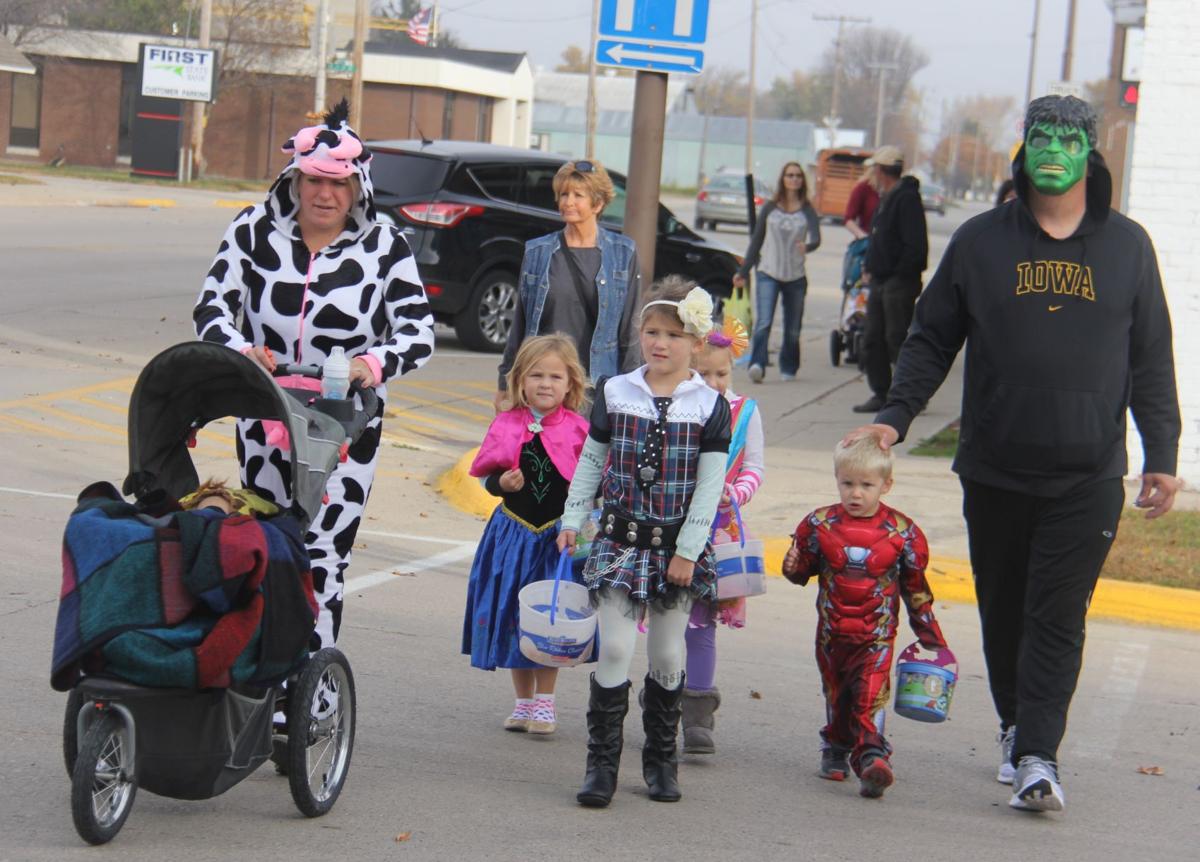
[
  {"xmin": 852, "ymin": 145, "xmax": 928, "ymax": 414},
  {"xmin": 844, "ymin": 95, "xmax": 1181, "ymax": 813}
]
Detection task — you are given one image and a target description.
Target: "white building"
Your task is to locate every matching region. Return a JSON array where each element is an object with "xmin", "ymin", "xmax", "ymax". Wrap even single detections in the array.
[{"xmin": 1123, "ymin": 0, "xmax": 1198, "ymax": 486}]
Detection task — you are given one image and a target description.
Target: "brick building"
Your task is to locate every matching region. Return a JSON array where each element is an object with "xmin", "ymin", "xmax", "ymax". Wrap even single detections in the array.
[
  {"xmin": 1123, "ymin": 0, "xmax": 1198, "ymax": 486},
  {"xmin": 0, "ymin": 27, "xmax": 532, "ymax": 181}
]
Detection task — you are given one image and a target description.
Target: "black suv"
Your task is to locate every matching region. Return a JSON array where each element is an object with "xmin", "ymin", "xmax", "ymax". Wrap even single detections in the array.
[{"xmin": 367, "ymin": 140, "xmax": 742, "ymax": 351}]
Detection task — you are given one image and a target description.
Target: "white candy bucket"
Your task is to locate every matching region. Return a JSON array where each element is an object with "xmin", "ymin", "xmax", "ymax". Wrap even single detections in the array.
[
  {"xmin": 517, "ymin": 551, "xmax": 597, "ymax": 667},
  {"xmin": 714, "ymin": 537, "xmax": 767, "ymax": 600}
]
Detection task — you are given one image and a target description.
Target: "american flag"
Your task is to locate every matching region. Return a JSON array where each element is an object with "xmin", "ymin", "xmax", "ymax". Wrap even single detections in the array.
[{"xmin": 407, "ymin": 7, "xmax": 432, "ymax": 45}]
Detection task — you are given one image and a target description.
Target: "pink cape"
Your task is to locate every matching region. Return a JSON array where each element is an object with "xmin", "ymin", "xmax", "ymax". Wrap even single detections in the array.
[{"xmin": 470, "ymin": 405, "xmax": 589, "ymax": 481}]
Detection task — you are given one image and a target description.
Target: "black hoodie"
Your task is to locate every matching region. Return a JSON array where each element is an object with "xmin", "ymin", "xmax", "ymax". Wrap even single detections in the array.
[
  {"xmin": 876, "ymin": 151, "xmax": 1181, "ymax": 496},
  {"xmin": 865, "ymin": 175, "xmax": 928, "ymax": 281}
]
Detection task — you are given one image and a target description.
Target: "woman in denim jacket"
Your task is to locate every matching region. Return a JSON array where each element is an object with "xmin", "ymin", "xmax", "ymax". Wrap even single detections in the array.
[{"xmin": 494, "ymin": 159, "xmax": 642, "ymax": 409}]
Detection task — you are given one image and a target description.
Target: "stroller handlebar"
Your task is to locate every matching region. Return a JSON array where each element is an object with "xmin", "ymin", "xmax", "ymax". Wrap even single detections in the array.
[{"xmin": 272, "ymin": 364, "xmax": 379, "ymax": 445}]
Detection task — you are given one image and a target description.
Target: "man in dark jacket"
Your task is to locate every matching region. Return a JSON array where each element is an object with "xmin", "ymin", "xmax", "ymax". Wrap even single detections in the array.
[
  {"xmin": 853, "ymin": 145, "xmax": 928, "ymax": 413},
  {"xmin": 847, "ymin": 96, "xmax": 1181, "ymax": 813}
]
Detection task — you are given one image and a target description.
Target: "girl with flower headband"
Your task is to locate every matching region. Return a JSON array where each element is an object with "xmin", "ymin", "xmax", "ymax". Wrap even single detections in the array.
[
  {"xmin": 679, "ymin": 316, "xmax": 765, "ymax": 754},
  {"xmin": 558, "ymin": 275, "xmax": 731, "ymax": 808}
]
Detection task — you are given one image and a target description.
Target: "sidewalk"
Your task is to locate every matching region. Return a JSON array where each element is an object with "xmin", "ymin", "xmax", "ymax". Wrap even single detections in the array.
[{"xmin": 0, "ymin": 169, "xmax": 261, "ymax": 210}]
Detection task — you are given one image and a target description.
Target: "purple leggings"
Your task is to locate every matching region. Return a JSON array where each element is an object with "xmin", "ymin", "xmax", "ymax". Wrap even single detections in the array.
[{"xmin": 684, "ymin": 622, "xmax": 717, "ymax": 691}]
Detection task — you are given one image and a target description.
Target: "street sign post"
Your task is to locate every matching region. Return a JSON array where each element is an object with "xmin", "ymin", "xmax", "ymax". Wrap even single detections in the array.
[
  {"xmin": 599, "ymin": 0, "xmax": 712, "ymax": 286},
  {"xmin": 597, "ymin": 0, "xmax": 708, "ymax": 74}
]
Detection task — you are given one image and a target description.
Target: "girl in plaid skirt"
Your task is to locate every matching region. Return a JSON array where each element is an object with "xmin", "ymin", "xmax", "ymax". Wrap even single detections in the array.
[{"xmin": 558, "ymin": 276, "xmax": 731, "ymax": 808}]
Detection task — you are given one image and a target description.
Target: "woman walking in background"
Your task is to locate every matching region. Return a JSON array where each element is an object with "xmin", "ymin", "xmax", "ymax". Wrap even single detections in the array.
[{"xmin": 733, "ymin": 162, "xmax": 821, "ymax": 384}]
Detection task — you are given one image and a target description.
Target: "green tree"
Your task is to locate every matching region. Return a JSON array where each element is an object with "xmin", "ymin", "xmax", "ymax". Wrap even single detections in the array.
[{"xmin": 66, "ymin": 0, "xmax": 190, "ymax": 36}]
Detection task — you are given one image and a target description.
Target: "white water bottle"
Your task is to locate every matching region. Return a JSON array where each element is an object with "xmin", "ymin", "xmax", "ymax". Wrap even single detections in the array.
[{"xmin": 321, "ymin": 346, "xmax": 351, "ymax": 400}]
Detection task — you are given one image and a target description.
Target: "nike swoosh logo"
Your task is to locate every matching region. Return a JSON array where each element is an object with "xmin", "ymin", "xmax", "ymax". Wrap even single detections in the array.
[{"xmin": 1048, "ymin": 305, "xmax": 1063, "ymax": 312}]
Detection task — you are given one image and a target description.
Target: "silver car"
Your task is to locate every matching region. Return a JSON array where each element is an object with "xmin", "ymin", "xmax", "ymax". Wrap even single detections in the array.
[{"xmin": 695, "ymin": 173, "xmax": 770, "ymax": 231}]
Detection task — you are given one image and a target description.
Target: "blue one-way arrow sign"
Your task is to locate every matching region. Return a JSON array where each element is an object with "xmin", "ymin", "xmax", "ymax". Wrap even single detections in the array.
[
  {"xmin": 597, "ymin": 39, "xmax": 703, "ymax": 74},
  {"xmin": 597, "ymin": 0, "xmax": 708, "ymax": 75}
]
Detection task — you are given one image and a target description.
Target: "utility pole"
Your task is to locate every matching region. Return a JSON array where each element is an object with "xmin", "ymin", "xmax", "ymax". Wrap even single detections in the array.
[
  {"xmin": 585, "ymin": 0, "xmax": 599, "ymax": 157},
  {"xmin": 350, "ymin": 0, "xmax": 367, "ymax": 129},
  {"xmin": 868, "ymin": 62, "xmax": 897, "ymax": 148},
  {"xmin": 1061, "ymin": 0, "xmax": 1077, "ymax": 81},
  {"xmin": 1024, "ymin": 0, "xmax": 1041, "ymax": 105},
  {"xmin": 626, "ymin": 72, "xmax": 669, "ymax": 288},
  {"xmin": 314, "ymin": 0, "xmax": 330, "ymax": 114},
  {"xmin": 189, "ymin": 0, "xmax": 212, "ymax": 179},
  {"xmin": 813, "ymin": 13, "xmax": 871, "ymax": 130},
  {"xmin": 745, "ymin": 0, "xmax": 756, "ymax": 174}
]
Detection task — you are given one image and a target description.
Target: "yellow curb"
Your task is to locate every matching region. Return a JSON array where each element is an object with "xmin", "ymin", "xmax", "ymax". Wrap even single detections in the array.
[
  {"xmin": 215, "ymin": 198, "xmax": 256, "ymax": 209},
  {"xmin": 435, "ymin": 447, "xmax": 495, "ymax": 519},
  {"xmin": 126, "ymin": 198, "xmax": 176, "ymax": 208},
  {"xmin": 436, "ymin": 451, "xmax": 1200, "ymax": 632}
]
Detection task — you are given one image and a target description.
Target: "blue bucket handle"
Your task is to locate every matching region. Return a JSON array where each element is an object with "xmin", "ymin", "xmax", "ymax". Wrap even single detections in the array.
[
  {"xmin": 549, "ymin": 547, "xmax": 571, "ymax": 626},
  {"xmin": 710, "ymin": 497, "xmax": 746, "ymax": 549}
]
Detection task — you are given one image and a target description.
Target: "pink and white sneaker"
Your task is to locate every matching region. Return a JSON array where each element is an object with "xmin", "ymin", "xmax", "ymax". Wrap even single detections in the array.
[{"xmin": 528, "ymin": 698, "xmax": 557, "ymax": 735}]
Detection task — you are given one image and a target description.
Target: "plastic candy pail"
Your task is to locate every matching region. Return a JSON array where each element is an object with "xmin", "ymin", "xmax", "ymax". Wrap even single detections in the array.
[
  {"xmin": 517, "ymin": 551, "xmax": 597, "ymax": 667},
  {"xmin": 894, "ymin": 642, "xmax": 958, "ymax": 723}
]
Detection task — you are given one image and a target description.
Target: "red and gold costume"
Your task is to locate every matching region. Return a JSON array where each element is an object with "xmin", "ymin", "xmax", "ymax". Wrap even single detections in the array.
[{"xmin": 787, "ymin": 502, "xmax": 946, "ymax": 772}]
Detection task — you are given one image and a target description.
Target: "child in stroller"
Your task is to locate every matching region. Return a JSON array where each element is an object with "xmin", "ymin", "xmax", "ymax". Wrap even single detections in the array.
[
  {"xmin": 829, "ymin": 236, "xmax": 870, "ymax": 370},
  {"xmin": 53, "ymin": 341, "xmax": 375, "ymax": 845}
]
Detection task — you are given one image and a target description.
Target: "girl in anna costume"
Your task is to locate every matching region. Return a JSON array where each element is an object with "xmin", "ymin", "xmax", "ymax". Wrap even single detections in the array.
[
  {"xmin": 462, "ymin": 335, "xmax": 590, "ymax": 736},
  {"xmin": 559, "ymin": 277, "xmax": 731, "ymax": 808},
  {"xmin": 682, "ymin": 319, "xmax": 766, "ymax": 755}
]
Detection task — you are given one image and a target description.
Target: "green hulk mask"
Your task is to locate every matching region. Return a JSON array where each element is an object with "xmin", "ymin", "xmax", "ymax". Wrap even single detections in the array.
[
  {"xmin": 1024, "ymin": 123, "xmax": 1090, "ymax": 195},
  {"xmin": 1019, "ymin": 95, "xmax": 1099, "ymax": 196}
]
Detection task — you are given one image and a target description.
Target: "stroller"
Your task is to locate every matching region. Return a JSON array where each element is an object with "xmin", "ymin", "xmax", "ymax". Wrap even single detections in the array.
[
  {"xmin": 55, "ymin": 341, "xmax": 377, "ymax": 845},
  {"xmin": 829, "ymin": 236, "xmax": 870, "ymax": 370}
]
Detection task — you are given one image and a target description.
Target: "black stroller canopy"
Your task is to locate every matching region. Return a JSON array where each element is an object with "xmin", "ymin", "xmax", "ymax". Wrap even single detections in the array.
[{"xmin": 123, "ymin": 342, "xmax": 346, "ymax": 527}]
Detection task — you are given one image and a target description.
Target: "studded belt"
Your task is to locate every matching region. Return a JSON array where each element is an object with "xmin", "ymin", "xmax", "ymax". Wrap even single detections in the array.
[{"xmin": 599, "ymin": 506, "xmax": 682, "ymax": 551}]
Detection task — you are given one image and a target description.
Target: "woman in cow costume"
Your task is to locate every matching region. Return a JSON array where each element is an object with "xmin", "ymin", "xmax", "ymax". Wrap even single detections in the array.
[{"xmin": 193, "ymin": 99, "xmax": 435, "ymax": 649}]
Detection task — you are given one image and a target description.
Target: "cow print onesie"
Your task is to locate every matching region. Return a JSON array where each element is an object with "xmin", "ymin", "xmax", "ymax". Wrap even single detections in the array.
[{"xmin": 193, "ymin": 130, "xmax": 435, "ymax": 649}]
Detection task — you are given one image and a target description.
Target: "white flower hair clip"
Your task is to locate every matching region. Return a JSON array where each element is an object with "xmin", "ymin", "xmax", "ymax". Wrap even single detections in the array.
[{"xmin": 642, "ymin": 286, "xmax": 715, "ymax": 338}]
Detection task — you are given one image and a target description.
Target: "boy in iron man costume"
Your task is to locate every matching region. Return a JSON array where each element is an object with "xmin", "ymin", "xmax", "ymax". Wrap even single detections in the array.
[{"xmin": 783, "ymin": 435, "xmax": 947, "ymax": 798}]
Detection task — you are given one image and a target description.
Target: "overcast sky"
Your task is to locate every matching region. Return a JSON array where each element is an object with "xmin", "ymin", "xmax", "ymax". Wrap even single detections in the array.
[{"xmin": 438, "ymin": 0, "xmax": 1116, "ymax": 121}]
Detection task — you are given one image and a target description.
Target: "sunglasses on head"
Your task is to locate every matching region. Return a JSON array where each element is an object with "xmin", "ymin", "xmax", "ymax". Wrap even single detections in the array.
[{"xmin": 572, "ymin": 160, "xmax": 596, "ymax": 173}]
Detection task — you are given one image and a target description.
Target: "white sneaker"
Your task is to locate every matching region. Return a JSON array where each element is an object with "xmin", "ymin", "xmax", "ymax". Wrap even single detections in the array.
[
  {"xmin": 997, "ymin": 726, "xmax": 1016, "ymax": 784},
  {"xmin": 1009, "ymin": 756, "xmax": 1065, "ymax": 812},
  {"xmin": 748, "ymin": 364, "xmax": 765, "ymax": 383}
]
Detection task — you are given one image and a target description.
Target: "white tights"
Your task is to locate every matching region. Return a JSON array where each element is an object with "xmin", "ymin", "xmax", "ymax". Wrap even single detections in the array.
[{"xmin": 593, "ymin": 590, "xmax": 693, "ymax": 690}]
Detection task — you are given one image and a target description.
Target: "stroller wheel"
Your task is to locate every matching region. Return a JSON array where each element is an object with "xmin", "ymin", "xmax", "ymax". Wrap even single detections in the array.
[
  {"xmin": 71, "ymin": 712, "xmax": 137, "ymax": 845},
  {"xmin": 63, "ymin": 687, "xmax": 84, "ymax": 777},
  {"xmin": 829, "ymin": 331, "xmax": 843, "ymax": 367},
  {"xmin": 288, "ymin": 648, "xmax": 356, "ymax": 817},
  {"xmin": 853, "ymin": 331, "xmax": 866, "ymax": 372}
]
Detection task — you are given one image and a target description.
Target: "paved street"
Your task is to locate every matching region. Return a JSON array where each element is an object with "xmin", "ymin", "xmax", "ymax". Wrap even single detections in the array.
[{"xmin": 1, "ymin": 176, "xmax": 1197, "ymax": 860}]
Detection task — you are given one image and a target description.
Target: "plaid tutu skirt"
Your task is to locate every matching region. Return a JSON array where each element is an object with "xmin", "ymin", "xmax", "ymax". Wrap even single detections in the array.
[{"xmin": 582, "ymin": 535, "xmax": 718, "ymax": 612}]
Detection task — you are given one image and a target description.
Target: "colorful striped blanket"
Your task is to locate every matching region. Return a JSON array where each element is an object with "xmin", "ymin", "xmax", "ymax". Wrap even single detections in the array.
[{"xmin": 52, "ymin": 484, "xmax": 317, "ymax": 691}]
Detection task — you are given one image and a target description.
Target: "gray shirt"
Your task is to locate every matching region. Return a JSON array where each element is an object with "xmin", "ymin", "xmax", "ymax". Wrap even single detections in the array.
[{"xmin": 736, "ymin": 200, "xmax": 821, "ymax": 283}]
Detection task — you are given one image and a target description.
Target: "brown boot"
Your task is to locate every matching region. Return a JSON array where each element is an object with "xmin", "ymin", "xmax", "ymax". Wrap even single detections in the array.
[{"xmin": 681, "ymin": 687, "xmax": 720, "ymax": 755}]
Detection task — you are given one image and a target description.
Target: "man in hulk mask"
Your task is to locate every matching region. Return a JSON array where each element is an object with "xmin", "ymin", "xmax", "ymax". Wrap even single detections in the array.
[{"xmin": 845, "ymin": 95, "xmax": 1181, "ymax": 813}]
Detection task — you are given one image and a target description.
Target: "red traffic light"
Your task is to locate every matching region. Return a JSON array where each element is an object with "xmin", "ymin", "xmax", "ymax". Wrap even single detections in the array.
[{"xmin": 1120, "ymin": 81, "xmax": 1139, "ymax": 107}]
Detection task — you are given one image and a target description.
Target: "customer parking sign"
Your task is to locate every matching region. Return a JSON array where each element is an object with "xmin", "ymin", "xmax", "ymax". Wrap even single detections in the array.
[{"xmin": 140, "ymin": 44, "xmax": 218, "ymax": 102}]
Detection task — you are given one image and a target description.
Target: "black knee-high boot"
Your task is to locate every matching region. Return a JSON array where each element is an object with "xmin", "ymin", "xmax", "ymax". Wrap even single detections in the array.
[
  {"xmin": 577, "ymin": 675, "xmax": 631, "ymax": 808},
  {"xmin": 642, "ymin": 673, "xmax": 684, "ymax": 802}
]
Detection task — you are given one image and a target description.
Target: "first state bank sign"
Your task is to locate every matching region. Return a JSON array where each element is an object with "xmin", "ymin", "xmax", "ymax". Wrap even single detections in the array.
[{"xmin": 140, "ymin": 45, "xmax": 218, "ymax": 102}]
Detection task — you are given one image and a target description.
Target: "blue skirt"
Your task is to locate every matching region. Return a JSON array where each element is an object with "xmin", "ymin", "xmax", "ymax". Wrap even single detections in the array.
[{"xmin": 462, "ymin": 506, "xmax": 583, "ymax": 670}]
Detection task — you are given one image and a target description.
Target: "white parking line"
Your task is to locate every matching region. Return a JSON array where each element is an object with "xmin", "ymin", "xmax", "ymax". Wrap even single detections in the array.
[
  {"xmin": 0, "ymin": 485, "xmax": 77, "ymax": 500},
  {"xmin": 358, "ymin": 528, "xmax": 477, "ymax": 546},
  {"xmin": 1067, "ymin": 640, "xmax": 1150, "ymax": 760},
  {"xmin": 345, "ymin": 543, "xmax": 477, "ymax": 593}
]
